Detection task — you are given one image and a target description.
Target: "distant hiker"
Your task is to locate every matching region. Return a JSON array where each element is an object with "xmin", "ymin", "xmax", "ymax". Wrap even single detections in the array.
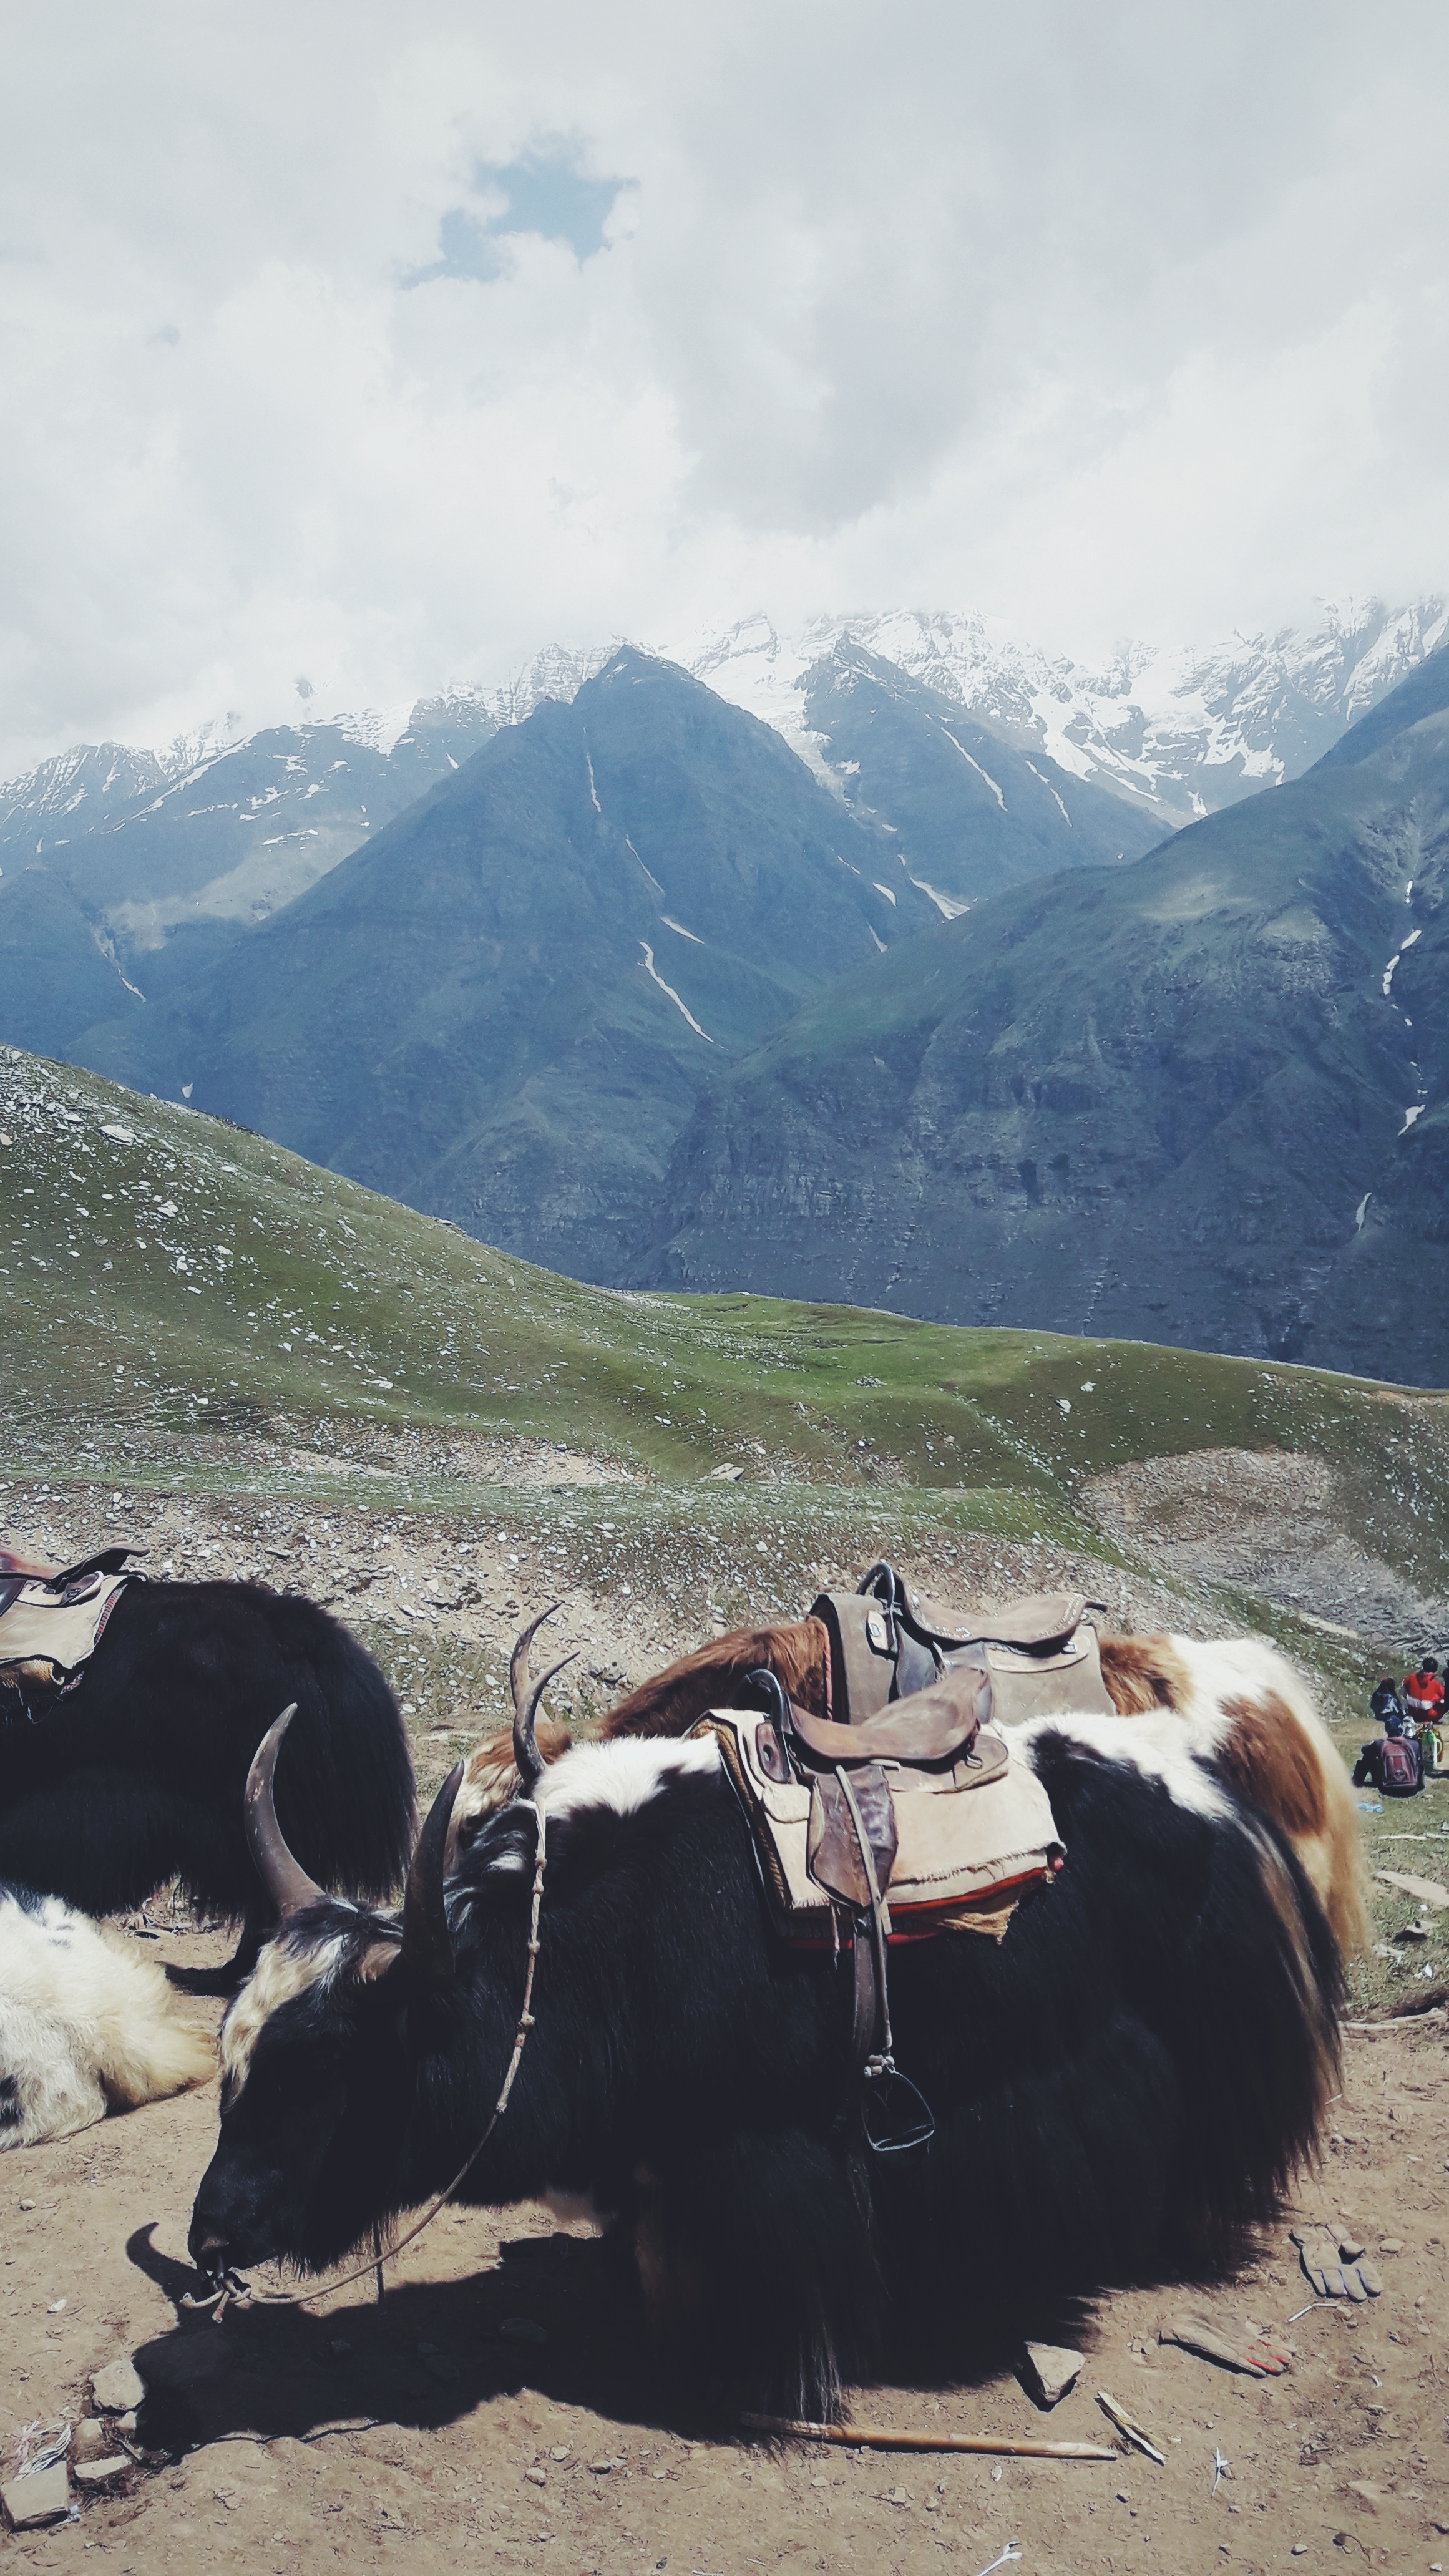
[
  {"xmin": 1355, "ymin": 1676, "xmax": 1425, "ymax": 1795},
  {"xmin": 1371, "ymin": 1677, "xmax": 1405, "ymax": 1732},
  {"xmin": 1405, "ymin": 1658, "xmax": 1446, "ymax": 1729}
]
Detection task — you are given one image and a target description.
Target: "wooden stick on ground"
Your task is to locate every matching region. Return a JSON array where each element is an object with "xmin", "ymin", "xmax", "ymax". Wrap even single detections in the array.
[{"xmin": 740, "ymin": 2414, "xmax": 1115, "ymax": 2461}]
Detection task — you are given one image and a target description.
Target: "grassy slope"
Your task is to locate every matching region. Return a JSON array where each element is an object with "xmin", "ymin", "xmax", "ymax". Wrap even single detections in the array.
[{"xmin": 4, "ymin": 1042, "xmax": 1448, "ymax": 2012}]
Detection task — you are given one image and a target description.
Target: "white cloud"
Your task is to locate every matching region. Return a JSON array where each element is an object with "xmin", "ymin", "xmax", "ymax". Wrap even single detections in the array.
[{"xmin": 1, "ymin": 0, "xmax": 1447, "ymax": 772}]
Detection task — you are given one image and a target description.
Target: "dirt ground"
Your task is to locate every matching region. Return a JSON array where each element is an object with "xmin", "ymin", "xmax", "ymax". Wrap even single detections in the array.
[{"xmin": 2, "ymin": 1918, "xmax": 1448, "ymax": 2576}]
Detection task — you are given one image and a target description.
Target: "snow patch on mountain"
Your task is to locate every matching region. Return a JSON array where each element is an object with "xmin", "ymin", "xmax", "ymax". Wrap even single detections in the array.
[{"xmin": 670, "ymin": 596, "xmax": 1449, "ymax": 827}]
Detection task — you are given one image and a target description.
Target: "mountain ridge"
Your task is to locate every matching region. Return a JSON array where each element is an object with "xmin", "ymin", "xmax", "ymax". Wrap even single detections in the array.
[
  {"xmin": 634, "ymin": 644, "xmax": 1449, "ymax": 1386},
  {"xmin": 72, "ymin": 650, "xmax": 937, "ymax": 1281}
]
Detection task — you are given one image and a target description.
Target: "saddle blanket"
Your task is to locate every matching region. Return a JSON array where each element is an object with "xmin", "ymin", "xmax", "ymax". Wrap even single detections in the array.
[
  {"xmin": 703, "ymin": 1707, "xmax": 1063, "ymax": 1948},
  {"xmin": 0, "ymin": 1554, "xmax": 136, "ymax": 1714}
]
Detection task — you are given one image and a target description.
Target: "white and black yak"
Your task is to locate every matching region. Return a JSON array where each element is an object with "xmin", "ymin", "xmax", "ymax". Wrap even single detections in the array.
[
  {"xmin": 1, "ymin": 1883, "xmax": 215, "ymax": 2148},
  {"xmin": 188, "ymin": 1624, "xmax": 1360, "ymax": 2416},
  {"xmin": 0, "ymin": 1579, "xmax": 415, "ymax": 1994}
]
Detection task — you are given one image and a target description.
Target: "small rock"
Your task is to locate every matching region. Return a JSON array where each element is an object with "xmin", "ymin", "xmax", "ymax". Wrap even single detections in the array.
[
  {"xmin": 1379, "ymin": 2239, "xmax": 1403, "ymax": 2255},
  {"xmin": 525, "ymin": 2469, "xmax": 547, "ymax": 2487},
  {"xmin": 18, "ymin": 2197, "xmax": 35, "ymax": 2211},
  {"xmin": 72, "ymin": 2420, "xmax": 107, "ymax": 2462},
  {"xmin": 1, "ymin": 2464, "xmax": 71, "ymax": 2529},
  {"xmin": 1116, "ymin": 2490, "xmax": 1131, "ymax": 2504},
  {"xmin": 74, "ymin": 2458, "xmax": 129, "ymax": 2488},
  {"xmin": 588, "ymin": 2459, "xmax": 614, "ymax": 2474},
  {"xmin": 549, "ymin": 2446, "xmax": 570, "ymax": 2462},
  {"xmin": 1292, "ymin": 2549, "xmax": 1308, "ymax": 2557},
  {"xmin": 881, "ymin": 2487, "xmax": 911, "ymax": 2507},
  {"xmin": 116, "ymin": 2413, "xmax": 137, "ymax": 2437},
  {"xmin": 92, "ymin": 2358, "xmax": 145, "ymax": 2413},
  {"xmin": 499, "ymin": 2317, "xmax": 547, "ymax": 2345},
  {"xmin": 1020, "ymin": 2341, "xmax": 1083, "ymax": 2408}
]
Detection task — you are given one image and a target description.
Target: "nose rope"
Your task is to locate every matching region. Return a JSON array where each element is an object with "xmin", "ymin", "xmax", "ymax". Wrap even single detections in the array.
[{"xmin": 185, "ymin": 1797, "xmax": 549, "ymax": 2322}]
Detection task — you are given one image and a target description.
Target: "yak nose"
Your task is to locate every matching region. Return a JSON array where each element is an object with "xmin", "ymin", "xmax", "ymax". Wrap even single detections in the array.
[{"xmin": 188, "ymin": 2202, "xmax": 232, "ymax": 2273}]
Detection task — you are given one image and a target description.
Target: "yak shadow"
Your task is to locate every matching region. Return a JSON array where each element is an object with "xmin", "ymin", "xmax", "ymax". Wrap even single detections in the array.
[
  {"xmin": 125, "ymin": 2222, "xmax": 723, "ymax": 2455},
  {"xmin": 124, "ymin": 2222, "xmax": 1117, "ymax": 2457}
]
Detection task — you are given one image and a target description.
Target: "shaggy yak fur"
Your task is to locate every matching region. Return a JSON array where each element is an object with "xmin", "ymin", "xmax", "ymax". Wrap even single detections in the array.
[
  {"xmin": 0, "ymin": 1581, "xmax": 414, "ymax": 1991},
  {"xmin": 1, "ymin": 1883, "xmax": 215, "ymax": 2147},
  {"xmin": 452, "ymin": 1619, "xmax": 1367, "ymax": 1958},
  {"xmin": 190, "ymin": 1651, "xmax": 1355, "ymax": 2417}
]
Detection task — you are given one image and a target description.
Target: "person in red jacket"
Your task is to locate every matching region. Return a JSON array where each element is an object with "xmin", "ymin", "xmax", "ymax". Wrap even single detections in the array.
[{"xmin": 1404, "ymin": 1657, "xmax": 1445, "ymax": 1727}]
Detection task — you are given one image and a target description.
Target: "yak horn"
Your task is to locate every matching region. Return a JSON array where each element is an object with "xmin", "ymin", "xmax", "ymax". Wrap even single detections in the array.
[
  {"xmin": 510, "ymin": 1604, "xmax": 578, "ymax": 1792},
  {"xmin": 245, "ymin": 1704, "xmax": 326, "ymax": 1920},
  {"xmin": 401, "ymin": 1760, "xmax": 466, "ymax": 1983}
]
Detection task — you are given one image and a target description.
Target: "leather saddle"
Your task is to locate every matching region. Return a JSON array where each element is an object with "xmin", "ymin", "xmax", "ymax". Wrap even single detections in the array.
[
  {"xmin": 0, "ymin": 1544, "xmax": 143, "ymax": 1622},
  {"xmin": 811, "ymin": 1561, "xmax": 1116, "ymax": 1727},
  {"xmin": 0, "ymin": 1546, "xmax": 143, "ymax": 1722},
  {"xmin": 707, "ymin": 1654, "xmax": 1063, "ymax": 2154}
]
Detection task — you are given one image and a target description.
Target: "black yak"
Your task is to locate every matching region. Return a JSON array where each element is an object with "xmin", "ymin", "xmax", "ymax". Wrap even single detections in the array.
[
  {"xmin": 0, "ymin": 1579, "xmax": 414, "ymax": 1994},
  {"xmin": 188, "ymin": 1626, "xmax": 1354, "ymax": 2416}
]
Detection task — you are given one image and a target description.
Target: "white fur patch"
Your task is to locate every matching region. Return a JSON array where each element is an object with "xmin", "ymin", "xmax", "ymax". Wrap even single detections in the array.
[
  {"xmin": 220, "ymin": 1925, "xmax": 358, "ymax": 2099},
  {"xmin": 1010, "ymin": 1706, "xmax": 1233, "ymax": 1822},
  {"xmin": 532, "ymin": 1733, "xmax": 721, "ymax": 1827},
  {"xmin": 0, "ymin": 1885, "xmax": 214, "ymax": 2149}
]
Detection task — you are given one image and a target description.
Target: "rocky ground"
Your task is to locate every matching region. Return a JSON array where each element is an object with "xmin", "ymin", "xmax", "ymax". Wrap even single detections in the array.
[
  {"xmin": 2, "ymin": 1935, "xmax": 1447, "ymax": 2576},
  {"xmin": 5, "ymin": 1456, "xmax": 1449, "ymax": 2573},
  {"xmin": 1081, "ymin": 1450, "xmax": 1449, "ymax": 1657}
]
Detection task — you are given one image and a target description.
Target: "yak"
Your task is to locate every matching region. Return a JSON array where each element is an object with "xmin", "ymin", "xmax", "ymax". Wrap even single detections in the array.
[
  {"xmin": 1, "ymin": 1881, "xmax": 215, "ymax": 2148},
  {"xmin": 0, "ymin": 1575, "xmax": 414, "ymax": 1994},
  {"xmin": 450, "ymin": 1616, "xmax": 1367, "ymax": 1964},
  {"xmin": 188, "ymin": 1621, "xmax": 1355, "ymax": 2417}
]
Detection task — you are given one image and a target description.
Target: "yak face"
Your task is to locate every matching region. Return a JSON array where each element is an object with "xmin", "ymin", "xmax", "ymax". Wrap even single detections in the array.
[{"xmin": 188, "ymin": 1903, "xmax": 417, "ymax": 2280}]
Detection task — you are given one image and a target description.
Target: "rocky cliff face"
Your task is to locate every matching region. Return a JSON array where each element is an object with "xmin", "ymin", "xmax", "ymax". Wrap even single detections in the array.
[
  {"xmin": 73, "ymin": 650, "xmax": 934, "ymax": 1285},
  {"xmin": 640, "ymin": 650, "xmax": 1449, "ymax": 1387}
]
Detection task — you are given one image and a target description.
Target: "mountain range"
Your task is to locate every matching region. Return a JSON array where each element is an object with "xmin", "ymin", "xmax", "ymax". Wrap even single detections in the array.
[
  {"xmin": 6, "ymin": 595, "xmax": 1449, "ymax": 1387},
  {"xmin": 75, "ymin": 652, "xmax": 947, "ymax": 1282},
  {"xmin": 646, "ymin": 643, "xmax": 1449, "ymax": 1384}
]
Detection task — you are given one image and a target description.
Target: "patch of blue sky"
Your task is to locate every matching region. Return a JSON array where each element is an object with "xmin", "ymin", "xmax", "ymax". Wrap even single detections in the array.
[{"xmin": 405, "ymin": 147, "xmax": 627, "ymax": 288}]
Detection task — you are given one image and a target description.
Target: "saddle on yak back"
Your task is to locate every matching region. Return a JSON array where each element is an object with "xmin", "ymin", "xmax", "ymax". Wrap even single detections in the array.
[
  {"xmin": 811, "ymin": 1560, "xmax": 1116, "ymax": 1727},
  {"xmin": 700, "ymin": 1657, "xmax": 1064, "ymax": 2155},
  {"xmin": 0, "ymin": 1545, "xmax": 143, "ymax": 1722}
]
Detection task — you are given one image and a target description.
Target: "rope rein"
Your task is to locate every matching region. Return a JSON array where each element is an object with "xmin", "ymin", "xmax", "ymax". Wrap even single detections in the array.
[{"xmin": 187, "ymin": 1797, "xmax": 549, "ymax": 2321}]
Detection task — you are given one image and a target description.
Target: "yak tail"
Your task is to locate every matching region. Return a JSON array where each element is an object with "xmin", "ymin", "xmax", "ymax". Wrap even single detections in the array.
[{"xmin": 91, "ymin": 1928, "xmax": 217, "ymax": 2108}]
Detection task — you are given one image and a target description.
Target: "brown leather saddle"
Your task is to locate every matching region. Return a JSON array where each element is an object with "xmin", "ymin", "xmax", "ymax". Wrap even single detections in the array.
[
  {"xmin": 729, "ymin": 1655, "xmax": 1063, "ymax": 2154},
  {"xmin": 811, "ymin": 1560, "xmax": 1116, "ymax": 1726}
]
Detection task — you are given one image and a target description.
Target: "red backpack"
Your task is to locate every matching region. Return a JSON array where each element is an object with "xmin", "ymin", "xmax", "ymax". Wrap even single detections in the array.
[{"xmin": 1380, "ymin": 1735, "xmax": 1423, "ymax": 1797}]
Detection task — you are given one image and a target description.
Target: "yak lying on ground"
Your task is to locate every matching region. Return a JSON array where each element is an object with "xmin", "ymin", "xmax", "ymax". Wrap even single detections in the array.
[
  {"xmin": 190, "ymin": 1629, "xmax": 1355, "ymax": 2416},
  {"xmin": 0, "ymin": 1579, "xmax": 414, "ymax": 1993},
  {"xmin": 1, "ymin": 1883, "xmax": 215, "ymax": 2147}
]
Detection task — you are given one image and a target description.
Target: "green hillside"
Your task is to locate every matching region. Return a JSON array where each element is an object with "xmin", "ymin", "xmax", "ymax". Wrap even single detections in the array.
[
  {"xmin": 6, "ymin": 1043, "xmax": 1449, "ymax": 2016},
  {"xmin": 5, "ymin": 1040, "xmax": 1448, "ymax": 1596}
]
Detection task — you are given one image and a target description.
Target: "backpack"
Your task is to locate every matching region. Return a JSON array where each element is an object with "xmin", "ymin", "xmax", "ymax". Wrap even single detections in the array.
[{"xmin": 1379, "ymin": 1734, "xmax": 1423, "ymax": 1798}]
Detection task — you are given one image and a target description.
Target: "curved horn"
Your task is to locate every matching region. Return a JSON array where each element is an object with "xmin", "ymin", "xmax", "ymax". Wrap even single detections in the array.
[
  {"xmin": 245, "ymin": 1704, "xmax": 326, "ymax": 1919},
  {"xmin": 510, "ymin": 1605, "xmax": 577, "ymax": 1792},
  {"xmin": 401, "ymin": 1760, "xmax": 466, "ymax": 1983}
]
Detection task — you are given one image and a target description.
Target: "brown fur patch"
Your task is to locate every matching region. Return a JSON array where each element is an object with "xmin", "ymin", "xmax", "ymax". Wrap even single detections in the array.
[
  {"xmin": 1216, "ymin": 1692, "xmax": 1330, "ymax": 1841},
  {"xmin": 600, "ymin": 1619, "xmax": 829, "ymax": 1739},
  {"xmin": 1099, "ymin": 1634, "xmax": 1194, "ymax": 1714},
  {"xmin": 446, "ymin": 1715, "xmax": 574, "ymax": 1861}
]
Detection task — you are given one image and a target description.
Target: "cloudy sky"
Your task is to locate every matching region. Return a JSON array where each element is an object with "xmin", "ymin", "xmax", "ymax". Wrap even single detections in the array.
[{"xmin": 2, "ymin": 0, "xmax": 1447, "ymax": 771}]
